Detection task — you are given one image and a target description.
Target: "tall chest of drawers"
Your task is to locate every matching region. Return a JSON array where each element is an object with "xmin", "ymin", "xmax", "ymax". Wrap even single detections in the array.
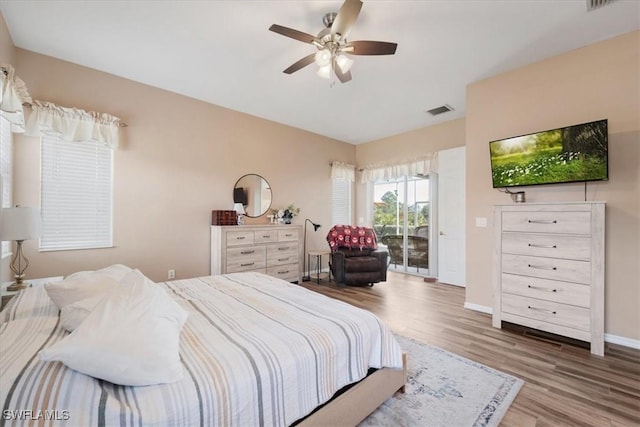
[
  {"xmin": 211, "ymin": 224, "xmax": 302, "ymax": 283},
  {"xmin": 492, "ymin": 202, "xmax": 605, "ymax": 356}
]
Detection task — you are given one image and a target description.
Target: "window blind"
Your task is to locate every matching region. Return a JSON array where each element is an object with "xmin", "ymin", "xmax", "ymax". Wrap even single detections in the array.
[
  {"xmin": 0, "ymin": 117, "xmax": 12, "ymax": 254},
  {"xmin": 332, "ymin": 177, "xmax": 352, "ymax": 226},
  {"xmin": 40, "ymin": 135, "xmax": 113, "ymax": 251}
]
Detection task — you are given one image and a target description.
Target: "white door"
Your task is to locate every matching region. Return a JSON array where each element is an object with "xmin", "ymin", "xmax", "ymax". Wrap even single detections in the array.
[{"xmin": 437, "ymin": 146, "xmax": 466, "ymax": 286}]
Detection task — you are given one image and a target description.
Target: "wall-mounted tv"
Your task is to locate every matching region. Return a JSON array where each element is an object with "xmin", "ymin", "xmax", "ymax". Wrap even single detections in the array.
[{"xmin": 489, "ymin": 119, "xmax": 608, "ymax": 188}]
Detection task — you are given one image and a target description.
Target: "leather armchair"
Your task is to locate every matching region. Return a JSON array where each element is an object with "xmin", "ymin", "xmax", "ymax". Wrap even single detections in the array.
[{"xmin": 330, "ymin": 248, "xmax": 388, "ymax": 286}]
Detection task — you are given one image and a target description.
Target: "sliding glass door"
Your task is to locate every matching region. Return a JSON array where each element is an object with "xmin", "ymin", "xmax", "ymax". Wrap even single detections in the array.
[{"xmin": 373, "ymin": 175, "xmax": 430, "ymax": 276}]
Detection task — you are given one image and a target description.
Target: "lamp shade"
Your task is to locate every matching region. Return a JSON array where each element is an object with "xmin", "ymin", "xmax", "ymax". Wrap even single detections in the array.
[
  {"xmin": 317, "ymin": 65, "xmax": 332, "ymax": 79},
  {"xmin": 233, "ymin": 203, "xmax": 245, "ymax": 215},
  {"xmin": 314, "ymin": 49, "xmax": 332, "ymax": 67},
  {"xmin": 0, "ymin": 207, "xmax": 42, "ymax": 241},
  {"xmin": 336, "ymin": 55, "xmax": 354, "ymax": 73}
]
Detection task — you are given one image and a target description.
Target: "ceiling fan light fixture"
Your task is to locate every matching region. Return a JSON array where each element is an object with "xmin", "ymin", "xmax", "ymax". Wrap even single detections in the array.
[
  {"xmin": 336, "ymin": 54, "xmax": 354, "ymax": 73},
  {"xmin": 314, "ymin": 49, "xmax": 332, "ymax": 67},
  {"xmin": 270, "ymin": 0, "xmax": 397, "ymax": 84},
  {"xmin": 317, "ymin": 65, "xmax": 332, "ymax": 79}
]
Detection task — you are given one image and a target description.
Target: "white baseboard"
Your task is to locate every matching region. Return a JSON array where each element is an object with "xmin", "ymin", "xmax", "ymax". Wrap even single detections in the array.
[
  {"xmin": 463, "ymin": 302, "xmax": 640, "ymax": 350},
  {"xmin": 463, "ymin": 302, "xmax": 492, "ymax": 314},
  {"xmin": 605, "ymin": 333, "xmax": 640, "ymax": 350}
]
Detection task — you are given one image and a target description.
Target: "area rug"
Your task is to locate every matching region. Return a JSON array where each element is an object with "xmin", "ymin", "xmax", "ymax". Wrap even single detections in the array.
[{"xmin": 360, "ymin": 335, "xmax": 524, "ymax": 427}]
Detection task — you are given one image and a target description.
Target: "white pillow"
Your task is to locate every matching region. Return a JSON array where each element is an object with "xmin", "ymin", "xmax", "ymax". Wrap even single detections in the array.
[
  {"xmin": 66, "ymin": 264, "xmax": 132, "ymax": 281},
  {"xmin": 39, "ymin": 269, "xmax": 188, "ymax": 386},
  {"xmin": 45, "ymin": 273, "xmax": 120, "ymax": 310},
  {"xmin": 59, "ymin": 294, "xmax": 105, "ymax": 332},
  {"xmin": 46, "ymin": 264, "xmax": 133, "ymax": 310}
]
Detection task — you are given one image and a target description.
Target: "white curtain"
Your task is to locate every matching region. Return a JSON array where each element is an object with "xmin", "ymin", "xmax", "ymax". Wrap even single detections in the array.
[
  {"xmin": 0, "ymin": 65, "xmax": 32, "ymax": 133},
  {"xmin": 331, "ymin": 161, "xmax": 356, "ymax": 182},
  {"xmin": 25, "ymin": 100, "xmax": 121, "ymax": 149},
  {"xmin": 359, "ymin": 153, "xmax": 438, "ymax": 183}
]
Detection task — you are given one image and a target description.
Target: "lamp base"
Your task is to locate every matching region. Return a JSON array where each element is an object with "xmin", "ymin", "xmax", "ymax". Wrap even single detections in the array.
[{"xmin": 6, "ymin": 282, "xmax": 27, "ymax": 292}]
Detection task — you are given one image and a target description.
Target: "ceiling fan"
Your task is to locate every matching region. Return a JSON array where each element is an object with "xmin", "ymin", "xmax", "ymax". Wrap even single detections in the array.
[{"xmin": 269, "ymin": 0, "xmax": 397, "ymax": 83}]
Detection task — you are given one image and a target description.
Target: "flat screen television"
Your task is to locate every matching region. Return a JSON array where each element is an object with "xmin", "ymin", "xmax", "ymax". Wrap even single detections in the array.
[{"xmin": 489, "ymin": 119, "xmax": 608, "ymax": 188}]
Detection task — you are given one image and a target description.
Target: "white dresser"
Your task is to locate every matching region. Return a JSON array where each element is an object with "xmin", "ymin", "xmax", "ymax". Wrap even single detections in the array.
[
  {"xmin": 211, "ymin": 224, "xmax": 302, "ymax": 283},
  {"xmin": 492, "ymin": 202, "xmax": 605, "ymax": 356}
]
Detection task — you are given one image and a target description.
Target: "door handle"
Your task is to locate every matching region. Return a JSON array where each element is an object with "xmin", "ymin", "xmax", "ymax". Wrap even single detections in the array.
[{"xmin": 439, "ymin": 231, "xmax": 445, "ymax": 236}]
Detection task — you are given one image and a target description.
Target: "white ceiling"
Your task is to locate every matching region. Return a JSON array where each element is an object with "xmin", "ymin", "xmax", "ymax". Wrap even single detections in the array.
[{"xmin": 1, "ymin": 1, "xmax": 638, "ymax": 144}]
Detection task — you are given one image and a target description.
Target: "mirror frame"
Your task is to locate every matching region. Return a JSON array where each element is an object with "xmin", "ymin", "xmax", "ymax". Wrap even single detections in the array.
[{"xmin": 233, "ymin": 174, "xmax": 272, "ymax": 218}]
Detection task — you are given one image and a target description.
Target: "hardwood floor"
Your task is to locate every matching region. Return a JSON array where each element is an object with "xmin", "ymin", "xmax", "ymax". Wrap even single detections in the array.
[{"xmin": 299, "ymin": 272, "xmax": 640, "ymax": 427}]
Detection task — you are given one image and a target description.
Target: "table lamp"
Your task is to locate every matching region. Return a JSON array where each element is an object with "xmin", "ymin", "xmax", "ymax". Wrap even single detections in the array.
[
  {"xmin": 233, "ymin": 203, "xmax": 246, "ymax": 225},
  {"xmin": 0, "ymin": 206, "xmax": 42, "ymax": 291}
]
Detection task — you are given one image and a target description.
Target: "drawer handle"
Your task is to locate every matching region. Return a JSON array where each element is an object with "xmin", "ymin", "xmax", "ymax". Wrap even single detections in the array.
[
  {"xmin": 528, "ymin": 219, "xmax": 557, "ymax": 224},
  {"xmin": 236, "ymin": 236, "xmax": 246, "ymax": 240},
  {"xmin": 527, "ymin": 305, "xmax": 556, "ymax": 314},
  {"xmin": 263, "ymin": 235, "xmax": 272, "ymax": 238},
  {"xmin": 528, "ymin": 285, "xmax": 557, "ymax": 292},
  {"xmin": 278, "ymin": 257, "xmax": 290, "ymax": 262},
  {"xmin": 278, "ymin": 270, "xmax": 290, "ymax": 274},
  {"xmin": 278, "ymin": 246, "xmax": 290, "ymax": 251},
  {"xmin": 284, "ymin": 233, "xmax": 293, "ymax": 237},
  {"xmin": 240, "ymin": 262, "xmax": 255, "ymax": 267},
  {"xmin": 528, "ymin": 243, "xmax": 557, "ymax": 249},
  {"xmin": 528, "ymin": 264, "xmax": 557, "ymax": 271},
  {"xmin": 240, "ymin": 250, "xmax": 255, "ymax": 255}
]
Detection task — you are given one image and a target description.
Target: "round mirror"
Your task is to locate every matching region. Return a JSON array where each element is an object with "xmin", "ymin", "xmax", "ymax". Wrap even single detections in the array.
[{"xmin": 233, "ymin": 174, "xmax": 272, "ymax": 218}]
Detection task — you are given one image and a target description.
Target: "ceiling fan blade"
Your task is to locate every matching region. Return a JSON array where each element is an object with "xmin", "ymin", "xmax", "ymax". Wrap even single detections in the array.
[
  {"xmin": 269, "ymin": 24, "xmax": 317, "ymax": 44},
  {"xmin": 331, "ymin": 0, "xmax": 363, "ymax": 39},
  {"xmin": 345, "ymin": 40, "xmax": 398, "ymax": 55},
  {"xmin": 335, "ymin": 66, "xmax": 352, "ymax": 84},
  {"xmin": 283, "ymin": 53, "xmax": 316, "ymax": 74}
]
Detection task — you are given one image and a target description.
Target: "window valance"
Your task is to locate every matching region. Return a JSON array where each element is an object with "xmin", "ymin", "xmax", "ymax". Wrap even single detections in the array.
[
  {"xmin": 25, "ymin": 101, "xmax": 122, "ymax": 149},
  {"xmin": 359, "ymin": 153, "xmax": 438, "ymax": 183},
  {"xmin": 331, "ymin": 161, "xmax": 356, "ymax": 182},
  {"xmin": 0, "ymin": 65, "xmax": 32, "ymax": 133}
]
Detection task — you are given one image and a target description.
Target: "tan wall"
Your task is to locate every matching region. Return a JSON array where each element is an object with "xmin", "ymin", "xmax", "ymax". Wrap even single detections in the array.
[
  {"xmin": 0, "ymin": 12, "xmax": 16, "ymax": 283},
  {"xmin": 356, "ymin": 118, "xmax": 465, "ymax": 167},
  {"xmin": 466, "ymin": 31, "xmax": 640, "ymax": 340},
  {"xmin": 354, "ymin": 118, "xmax": 465, "ymax": 225},
  {"xmin": 12, "ymin": 48, "xmax": 354, "ymax": 282},
  {"xmin": 0, "ymin": 12, "xmax": 15, "ymax": 64}
]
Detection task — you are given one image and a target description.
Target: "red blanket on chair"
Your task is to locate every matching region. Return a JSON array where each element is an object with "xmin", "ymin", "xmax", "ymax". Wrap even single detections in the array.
[{"xmin": 327, "ymin": 225, "xmax": 378, "ymax": 252}]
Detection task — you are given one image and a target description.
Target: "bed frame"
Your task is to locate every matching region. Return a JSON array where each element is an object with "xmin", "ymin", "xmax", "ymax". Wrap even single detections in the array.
[{"xmin": 299, "ymin": 353, "xmax": 407, "ymax": 426}]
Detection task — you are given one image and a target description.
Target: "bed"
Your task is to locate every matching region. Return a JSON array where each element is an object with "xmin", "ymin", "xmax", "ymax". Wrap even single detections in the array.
[{"xmin": 0, "ymin": 271, "xmax": 405, "ymax": 426}]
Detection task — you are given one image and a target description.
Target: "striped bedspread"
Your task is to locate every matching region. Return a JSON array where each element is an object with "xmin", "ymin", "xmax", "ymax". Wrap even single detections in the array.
[{"xmin": 0, "ymin": 272, "xmax": 403, "ymax": 426}]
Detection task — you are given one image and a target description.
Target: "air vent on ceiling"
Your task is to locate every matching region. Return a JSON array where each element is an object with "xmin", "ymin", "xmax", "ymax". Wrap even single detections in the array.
[
  {"xmin": 426, "ymin": 104, "xmax": 454, "ymax": 116},
  {"xmin": 586, "ymin": 0, "xmax": 616, "ymax": 11}
]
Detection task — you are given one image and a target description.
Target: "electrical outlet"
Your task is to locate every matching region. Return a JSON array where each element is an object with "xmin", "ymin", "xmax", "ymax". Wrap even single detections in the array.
[{"xmin": 168, "ymin": 269, "xmax": 175, "ymax": 280}]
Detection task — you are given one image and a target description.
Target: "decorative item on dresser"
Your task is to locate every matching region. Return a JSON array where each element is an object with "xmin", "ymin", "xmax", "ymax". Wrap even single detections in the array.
[
  {"xmin": 211, "ymin": 224, "xmax": 302, "ymax": 283},
  {"xmin": 211, "ymin": 210, "xmax": 237, "ymax": 226},
  {"xmin": 270, "ymin": 204, "xmax": 300, "ymax": 224},
  {"xmin": 492, "ymin": 202, "xmax": 605, "ymax": 356},
  {"xmin": 232, "ymin": 203, "xmax": 245, "ymax": 225}
]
